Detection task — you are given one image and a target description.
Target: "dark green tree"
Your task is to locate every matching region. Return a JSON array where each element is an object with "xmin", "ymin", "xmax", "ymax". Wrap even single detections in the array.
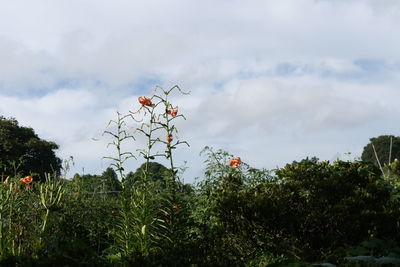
[
  {"xmin": 101, "ymin": 167, "xmax": 122, "ymax": 191},
  {"xmin": 123, "ymin": 162, "xmax": 169, "ymax": 189},
  {"xmin": 0, "ymin": 116, "xmax": 61, "ymax": 180},
  {"xmin": 361, "ymin": 135, "xmax": 400, "ymax": 167},
  {"xmin": 72, "ymin": 168, "xmax": 122, "ymax": 192}
]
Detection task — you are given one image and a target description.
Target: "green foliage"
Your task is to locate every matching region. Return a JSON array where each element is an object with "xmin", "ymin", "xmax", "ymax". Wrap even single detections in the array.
[
  {"xmin": 362, "ymin": 135, "xmax": 400, "ymax": 167},
  {"xmin": 0, "ymin": 180, "xmax": 21, "ymax": 258},
  {"xmin": 71, "ymin": 167, "xmax": 122, "ymax": 192},
  {"xmin": 186, "ymin": 147, "xmax": 274, "ymax": 265},
  {"xmin": 0, "ymin": 116, "xmax": 61, "ymax": 180},
  {"xmin": 111, "ymin": 183, "xmax": 168, "ymax": 265},
  {"xmin": 189, "ymin": 152, "xmax": 400, "ymax": 265},
  {"xmin": 123, "ymin": 162, "xmax": 169, "ymax": 190},
  {"xmin": 246, "ymin": 159, "xmax": 397, "ymax": 261},
  {"xmin": 0, "ymin": 150, "xmax": 399, "ymax": 266}
]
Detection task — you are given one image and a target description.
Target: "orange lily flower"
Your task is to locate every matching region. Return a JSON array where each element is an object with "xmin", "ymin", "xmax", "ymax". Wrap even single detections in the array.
[
  {"xmin": 167, "ymin": 135, "xmax": 173, "ymax": 143},
  {"xmin": 229, "ymin": 157, "xmax": 241, "ymax": 168},
  {"xmin": 20, "ymin": 176, "xmax": 33, "ymax": 185},
  {"xmin": 138, "ymin": 96, "xmax": 153, "ymax": 107},
  {"xmin": 167, "ymin": 108, "xmax": 178, "ymax": 117}
]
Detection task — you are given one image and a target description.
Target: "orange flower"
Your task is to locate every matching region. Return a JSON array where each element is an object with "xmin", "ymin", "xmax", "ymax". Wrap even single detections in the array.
[
  {"xmin": 138, "ymin": 96, "xmax": 153, "ymax": 107},
  {"xmin": 167, "ymin": 108, "xmax": 178, "ymax": 117},
  {"xmin": 167, "ymin": 135, "xmax": 173, "ymax": 143},
  {"xmin": 172, "ymin": 204, "xmax": 180, "ymax": 213},
  {"xmin": 20, "ymin": 176, "xmax": 33, "ymax": 185},
  {"xmin": 229, "ymin": 157, "xmax": 241, "ymax": 168}
]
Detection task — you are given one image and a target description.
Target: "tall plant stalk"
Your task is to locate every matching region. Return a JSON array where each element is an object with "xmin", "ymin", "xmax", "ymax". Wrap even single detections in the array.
[
  {"xmin": 103, "ymin": 112, "xmax": 136, "ymax": 184},
  {"xmin": 109, "ymin": 85, "xmax": 190, "ymax": 263}
]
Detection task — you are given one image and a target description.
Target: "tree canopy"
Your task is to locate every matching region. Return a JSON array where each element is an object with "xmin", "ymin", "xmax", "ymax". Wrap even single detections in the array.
[
  {"xmin": 72, "ymin": 167, "xmax": 122, "ymax": 192},
  {"xmin": 124, "ymin": 161, "xmax": 169, "ymax": 189},
  {"xmin": 0, "ymin": 116, "xmax": 61, "ymax": 180},
  {"xmin": 361, "ymin": 135, "xmax": 400, "ymax": 167}
]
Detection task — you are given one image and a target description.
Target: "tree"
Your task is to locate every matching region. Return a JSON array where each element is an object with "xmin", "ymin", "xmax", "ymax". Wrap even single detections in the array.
[
  {"xmin": 361, "ymin": 135, "xmax": 400, "ymax": 167},
  {"xmin": 71, "ymin": 168, "xmax": 122, "ymax": 192},
  {"xmin": 123, "ymin": 162, "xmax": 169, "ymax": 189},
  {"xmin": 0, "ymin": 116, "xmax": 61, "ymax": 180},
  {"xmin": 101, "ymin": 167, "xmax": 122, "ymax": 191}
]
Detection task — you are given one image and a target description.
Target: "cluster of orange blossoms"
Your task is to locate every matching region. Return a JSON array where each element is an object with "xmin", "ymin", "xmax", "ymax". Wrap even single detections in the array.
[
  {"xmin": 167, "ymin": 108, "xmax": 178, "ymax": 117},
  {"xmin": 138, "ymin": 96, "xmax": 153, "ymax": 107},
  {"xmin": 229, "ymin": 157, "xmax": 241, "ymax": 168}
]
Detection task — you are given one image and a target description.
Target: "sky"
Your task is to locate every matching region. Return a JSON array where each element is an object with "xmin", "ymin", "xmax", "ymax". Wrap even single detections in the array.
[{"xmin": 0, "ymin": 0, "xmax": 399, "ymax": 182}]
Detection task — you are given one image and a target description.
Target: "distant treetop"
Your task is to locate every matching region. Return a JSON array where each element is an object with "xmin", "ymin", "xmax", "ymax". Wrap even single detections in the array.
[{"xmin": 361, "ymin": 135, "xmax": 400, "ymax": 167}]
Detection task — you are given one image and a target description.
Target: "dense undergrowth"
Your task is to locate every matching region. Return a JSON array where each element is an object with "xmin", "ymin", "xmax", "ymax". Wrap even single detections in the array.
[{"xmin": 1, "ymin": 86, "xmax": 400, "ymax": 266}]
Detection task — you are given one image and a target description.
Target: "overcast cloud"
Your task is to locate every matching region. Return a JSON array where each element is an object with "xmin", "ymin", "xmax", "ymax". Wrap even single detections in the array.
[{"xmin": 0, "ymin": 0, "xmax": 399, "ymax": 181}]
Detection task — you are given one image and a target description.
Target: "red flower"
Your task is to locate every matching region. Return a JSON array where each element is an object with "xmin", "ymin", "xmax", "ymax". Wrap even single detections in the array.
[
  {"xmin": 20, "ymin": 176, "xmax": 33, "ymax": 185},
  {"xmin": 167, "ymin": 135, "xmax": 173, "ymax": 143},
  {"xmin": 167, "ymin": 108, "xmax": 178, "ymax": 117},
  {"xmin": 229, "ymin": 157, "xmax": 241, "ymax": 168},
  {"xmin": 138, "ymin": 96, "xmax": 153, "ymax": 107}
]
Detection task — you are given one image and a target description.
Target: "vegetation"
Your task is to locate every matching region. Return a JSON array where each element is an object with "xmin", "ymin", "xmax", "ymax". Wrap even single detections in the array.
[
  {"xmin": 362, "ymin": 135, "xmax": 400, "ymax": 167},
  {"xmin": 1, "ymin": 86, "xmax": 400, "ymax": 266},
  {"xmin": 0, "ymin": 116, "xmax": 61, "ymax": 181}
]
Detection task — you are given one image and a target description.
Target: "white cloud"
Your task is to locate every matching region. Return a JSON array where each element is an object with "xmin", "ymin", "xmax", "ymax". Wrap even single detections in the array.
[{"xmin": 0, "ymin": 0, "xmax": 400, "ymax": 90}]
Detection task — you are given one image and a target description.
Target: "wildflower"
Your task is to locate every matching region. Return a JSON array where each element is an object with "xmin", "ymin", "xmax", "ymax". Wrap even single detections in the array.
[
  {"xmin": 229, "ymin": 157, "xmax": 241, "ymax": 168},
  {"xmin": 172, "ymin": 204, "xmax": 180, "ymax": 213},
  {"xmin": 138, "ymin": 96, "xmax": 152, "ymax": 107},
  {"xmin": 167, "ymin": 135, "xmax": 173, "ymax": 143},
  {"xmin": 167, "ymin": 108, "xmax": 178, "ymax": 117},
  {"xmin": 20, "ymin": 176, "xmax": 33, "ymax": 185}
]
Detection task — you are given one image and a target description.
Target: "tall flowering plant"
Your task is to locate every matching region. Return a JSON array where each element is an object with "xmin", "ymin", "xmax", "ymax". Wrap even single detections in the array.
[{"xmin": 107, "ymin": 85, "xmax": 190, "ymax": 263}]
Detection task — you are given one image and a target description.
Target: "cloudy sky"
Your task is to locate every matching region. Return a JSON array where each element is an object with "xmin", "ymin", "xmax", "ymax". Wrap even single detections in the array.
[{"xmin": 0, "ymin": 0, "xmax": 399, "ymax": 182}]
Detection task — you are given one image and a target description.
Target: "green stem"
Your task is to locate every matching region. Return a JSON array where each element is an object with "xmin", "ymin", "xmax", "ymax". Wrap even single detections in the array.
[
  {"xmin": 0, "ymin": 205, "xmax": 3, "ymax": 255},
  {"xmin": 116, "ymin": 112, "xmax": 124, "ymax": 181},
  {"xmin": 164, "ymin": 93, "xmax": 177, "ymax": 199},
  {"xmin": 42, "ymin": 209, "xmax": 50, "ymax": 233},
  {"xmin": 8, "ymin": 190, "xmax": 14, "ymax": 255},
  {"xmin": 144, "ymin": 107, "xmax": 155, "ymax": 184}
]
